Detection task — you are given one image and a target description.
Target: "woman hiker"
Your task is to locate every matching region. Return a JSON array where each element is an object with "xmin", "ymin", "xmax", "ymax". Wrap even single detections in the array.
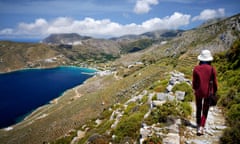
[{"xmin": 192, "ymin": 49, "xmax": 218, "ymax": 135}]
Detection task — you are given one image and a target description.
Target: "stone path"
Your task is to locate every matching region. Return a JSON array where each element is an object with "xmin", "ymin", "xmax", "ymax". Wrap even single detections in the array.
[
  {"xmin": 139, "ymin": 71, "xmax": 227, "ymax": 144},
  {"xmin": 183, "ymin": 102, "xmax": 226, "ymax": 144},
  {"xmin": 70, "ymin": 71, "xmax": 227, "ymax": 144}
]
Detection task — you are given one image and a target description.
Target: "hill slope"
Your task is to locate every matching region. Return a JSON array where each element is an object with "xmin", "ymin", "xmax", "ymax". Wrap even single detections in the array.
[
  {"xmin": 0, "ymin": 13, "xmax": 239, "ymax": 144},
  {"xmin": 0, "ymin": 41, "xmax": 66, "ymax": 72}
]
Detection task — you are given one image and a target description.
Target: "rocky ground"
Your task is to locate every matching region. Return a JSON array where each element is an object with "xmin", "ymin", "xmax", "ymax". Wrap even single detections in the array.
[
  {"xmin": 139, "ymin": 101, "xmax": 226, "ymax": 144},
  {"xmin": 68, "ymin": 71, "xmax": 227, "ymax": 144},
  {"xmin": 121, "ymin": 71, "xmax": 226, "ymax": 144},
  {"xmin": 183, "ymin": 102, "xmax": 226, "ymax": 144},
  {"xmin": 140, "ymin": 71, "xmax": 226, "ymax": 144}
]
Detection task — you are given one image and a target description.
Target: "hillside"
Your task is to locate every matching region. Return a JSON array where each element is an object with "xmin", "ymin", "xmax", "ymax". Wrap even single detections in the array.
[
  {"xmin": 0, "ymin": 39, "xmax": 120, "ymax": 72},
  {"xmin": 110, "ymin": 29, "xmax": 184, "ymax": 41},
  {"xmin": 0, "ymin": 41, "xmax": 66, "ymax": 72},
  {"xmin": 0, "ymin": 13, "xmax": 239, "ymax": 144},
  {"xmin": 0, "ymin": 30, "xmax": 185, "ymax": 73},
  {"xmin": 41, "ymin": 33, "xmax": 92, "ymax": 44}
]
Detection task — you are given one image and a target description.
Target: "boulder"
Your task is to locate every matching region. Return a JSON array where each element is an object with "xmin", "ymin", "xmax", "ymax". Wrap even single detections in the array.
[{"xmin": 175, "ymin": 91, "xmax": 185, "ymax": 101}]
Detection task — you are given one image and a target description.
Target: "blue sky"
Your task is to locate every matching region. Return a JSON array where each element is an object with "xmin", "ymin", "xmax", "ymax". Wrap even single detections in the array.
[{"xmin": 0, "ymin": 0, "xmax": 239, "ymax": 39}]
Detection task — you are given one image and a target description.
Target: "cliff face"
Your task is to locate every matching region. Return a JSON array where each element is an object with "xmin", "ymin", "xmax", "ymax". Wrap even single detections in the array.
[{"xmin": 0, "ymin": 13, "xmax": 239, "ymax": 144}]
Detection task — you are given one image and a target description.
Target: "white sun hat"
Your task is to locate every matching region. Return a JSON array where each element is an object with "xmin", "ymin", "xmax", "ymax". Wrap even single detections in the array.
[{"xmin": 197, "ymin": 50, "xmax": 213, "ymax": 61}]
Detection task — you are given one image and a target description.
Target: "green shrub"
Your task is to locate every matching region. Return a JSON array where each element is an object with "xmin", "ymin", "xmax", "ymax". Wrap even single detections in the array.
[
  {"xmin": 113, "ymin": 100, "xmax": 149, "ymax": 143},
  {"xmin": 152, "ymin": 94, "xmax": 157, "ymax": 101},
  {"xmin": 145, "ymin": 101, "xmax": 179, "ymax": 124},
  {"xmin": 172, "ymin": 82, "xmax": 194, "ymax": 102},
  {"xmin": 226, "ymin": 39, "xmax": 240, "ymax": 69},
  {"xmin": 180, "ymin": 102, "xmax": 192, "ymax": 117},
  {"xmin": 214, "ymin": 39, "xmax": 240, "ymax": 144},
  {"xmin": 220, "ymin": 123, "xmax": 240, "ymax": 144},
  {"xmin": 141, "ymin": 95, "xmax": 149, "ymax": 103},
  {"xmin": 219, "ymin": 87, "xmax": 240, "ymax": 109},
  {"xmin": 124, "ymin": 102, "xmax": 138, "ymax": 115},
  {"xmin": 226, "ymin": 104, "xmax": 240, "ymax": 126},
  {"xmin": 150, "ymin": 79, "xmax": 169, "ymax": 92},
  {"xmin": 99, "ymin": 108, "xmax": 113, "ymax": 120},
  {"xmin": 145, "ymin": 101, "xmax": 192, "ymax": 125},
  {"xmin": 114, "ymin": 112, "xmax": 144, "ymax": 143},
  {"xmin": 96, "ymin": 120, "xmax": 114, "ymax": 135},
  {"xmin": 143, "ymin": 134, "xmax": 162, "ymax": 144},
  {"xmin": 177, "ymin": 66, "xmax": 193, "ymax": 78},
  {"xmin": 52, "ymin": 131, "xmax": 76, "ymax": 144}
]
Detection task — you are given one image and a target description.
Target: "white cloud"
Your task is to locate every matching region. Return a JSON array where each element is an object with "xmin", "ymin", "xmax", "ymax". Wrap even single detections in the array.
[
  {"xmin": 142, "ymin": 12, "xmax": 190, "ymax": 30},
  {"xmin": 192, "ymin": 8, "xmax": 225, "ymax": 21},
  {"xmin": 134, "ymin": 0, "xmax": 159, "ymax": 14},
  {"xmin": 0, "ymin": 12, "xmax": 191, "ymax": 38},
  {"xmin": 16, "ymin": 18, "xmax": 49, "ymax": 37},
  {"xmin": 0, "ymin": 28, "xmax": 13, "ymax": 35}
]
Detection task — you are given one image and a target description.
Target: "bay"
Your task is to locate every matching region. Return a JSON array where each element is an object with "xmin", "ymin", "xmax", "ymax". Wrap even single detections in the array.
[{"xmin": 0, "ymin": 66, "xmax": 96, "ymax": 128}]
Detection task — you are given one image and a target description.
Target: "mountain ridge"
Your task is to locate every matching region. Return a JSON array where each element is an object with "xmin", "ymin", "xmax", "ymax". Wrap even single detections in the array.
[
  {"xmin": 41, "ymin": 33, "xmax": 92, "ymax": 45},
  {"xmin": 0, "ymin": 13, "xmax": 239, "ymax": 144}
]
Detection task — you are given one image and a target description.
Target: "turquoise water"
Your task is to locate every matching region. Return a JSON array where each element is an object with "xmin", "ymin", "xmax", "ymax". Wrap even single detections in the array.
[{"xmin": 0, "ymin": 66, "xmax": 96, "ymax": 128}]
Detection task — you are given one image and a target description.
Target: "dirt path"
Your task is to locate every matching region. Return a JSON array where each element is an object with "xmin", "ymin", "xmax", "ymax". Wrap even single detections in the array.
[{"xmin": 71, "ymin": 87, "xmax": 82, "ymax": 100}]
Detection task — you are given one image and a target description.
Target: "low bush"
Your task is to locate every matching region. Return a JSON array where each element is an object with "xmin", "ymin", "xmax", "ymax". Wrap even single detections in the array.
[
  {"xmin": 124, "ymin": 102, "xmax": 138, "ymax": 115},
  {"xmin": 52, "ymin": 131, "xmax": 76, "ymax": 144},
  {"xmin": 145, "ymin": 101, "xmax": 191, "ymax": 125},
  {"xmin": 220, "ymin": 123, "xmax": 240, "ymax": 144},
  {"xmin": 114, "ymin": 112, "xmax": 144, "ymax": 143},
  {"xmin": 150, "ymin": 79, "xmax": 169, "ymax": 92},
  {"xmin": 213, "ymin": 39, "xmax": 240, "ymax": 144},
  {"xmin": 172, "ymin": 82, "xmax": 194, "ymax": 102},
  {"xmin": 226, "ymin": 104, "xmax": 240, "ymax": 126},
  {"xmin": 143, "ymin": 134, "xmax": 162, "ymax": 144},
  {"xmin": 180, "ymin": 102, "xmax": 192, "ymax": 118}
]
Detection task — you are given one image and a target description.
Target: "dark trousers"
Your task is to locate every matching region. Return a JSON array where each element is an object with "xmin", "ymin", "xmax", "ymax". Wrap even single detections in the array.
[{"xmin": 195, "ymin": 96, "xmax": 210, "ymax": 127}]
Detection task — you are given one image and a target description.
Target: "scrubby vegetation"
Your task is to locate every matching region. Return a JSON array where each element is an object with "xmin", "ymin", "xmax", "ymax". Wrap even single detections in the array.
[
  {"xmin": 112, "ymin": 99, "xmax": 150, "ymax": 143},
  {"xmin": 150, "ymin": 79, "xmax": 169, "ymax": 92},
  {"xmin": 120, "ymin": 39, "xmax": 154, "ymax": 53},
  {"xmin": 114, "ymin": 112, "xmax": 144, "ymax": 143},
  {"xmin": 1, "ymin": 14, "xmax": 239, "ymax": 144},
  {"xmin": 144, "ymin": 101, "xmax": 192, "ymax": 126},
  {"xmin": 172, "ymin": 82, "xmax": 194, "ymax": 102},
  {"xmin": 213, "ymin": 39, "xmax": 240, "ymax": 144}
]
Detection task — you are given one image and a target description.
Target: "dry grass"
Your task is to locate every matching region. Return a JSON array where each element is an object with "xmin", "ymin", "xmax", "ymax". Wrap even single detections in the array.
[{"xmin": 0, "ymin": 59, "xmax": 174, "ymax": 144}]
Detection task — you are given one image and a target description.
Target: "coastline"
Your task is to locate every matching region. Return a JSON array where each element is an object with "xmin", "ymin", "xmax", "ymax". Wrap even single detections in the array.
[
  {"xmin": 0, "ymin": 65, "xmax": 99, "ymax": 75},
  {"xmin": 14, "ymin": 74, "xmax": 95, "ymax": 128},
  {"xmin": 0, "ymin": 65, "xmax": 98, "ymax": 129}
]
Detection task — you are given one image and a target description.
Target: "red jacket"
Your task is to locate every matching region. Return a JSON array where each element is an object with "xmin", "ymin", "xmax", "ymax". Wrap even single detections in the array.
[{"xmin": 192, "ymin": 64, "xmax": 218, "ymax": 98}]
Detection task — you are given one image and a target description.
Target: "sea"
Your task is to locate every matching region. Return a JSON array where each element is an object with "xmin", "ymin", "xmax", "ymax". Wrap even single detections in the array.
[{"xmin": 0, "ymin": 66, "xmax": 96, "ymax": 129}]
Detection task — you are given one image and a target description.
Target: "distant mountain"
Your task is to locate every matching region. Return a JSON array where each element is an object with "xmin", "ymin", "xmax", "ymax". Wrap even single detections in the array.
[
  {"xmin": 110, "ymin": 30, "xmax": 184, "ymax": 54},
  {"xmin": 110, "ymin": 29, "xmax": 184, "ymax": 41},
  {"xmin": 43, "ymin": 30, "xmax": 184, "ymax": 44},
  {"xmin": 0, "ymin": 13, "xmax": 239, "ymax": 144},
  {"xmin": 199, "ymin": 17, "xmax": 226, "ymax": 28},
  {"xmin": 42, "ymin": 33, "xmax": 91, "ymax": 45},
  {"xmin": 141, "ymin": 29, "xmax": 184, "ymax": 39},
  {"xmin": 40, "ymin": 30, "xmax": 185, "ymax": 57}
]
